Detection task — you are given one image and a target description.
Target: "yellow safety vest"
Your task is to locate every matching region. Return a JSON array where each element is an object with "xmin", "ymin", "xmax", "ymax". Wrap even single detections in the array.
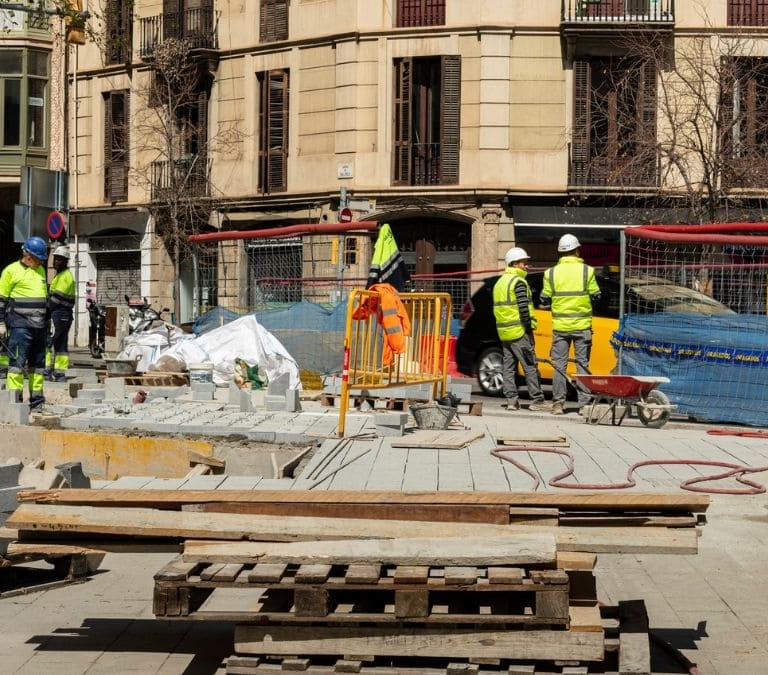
[
  {"xmin": 49, "ymin": 268, "xmax": 76, "ymax": 315},
  {"xmin": 0, "ymin": 260, "xmax": 48, "ymax": 329},
  {"xmin": 543, "ymin": 256, "xmax": 599, "ymax": 332},
  {"xmin": 493, "ymin": 268, "xmax": 536, "ymax": 342}
]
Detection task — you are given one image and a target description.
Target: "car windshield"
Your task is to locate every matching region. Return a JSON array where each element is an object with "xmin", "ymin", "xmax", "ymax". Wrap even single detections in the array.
[{"xmin": 625, "ymin": 277, "xmax": 736, "ymax": 315}]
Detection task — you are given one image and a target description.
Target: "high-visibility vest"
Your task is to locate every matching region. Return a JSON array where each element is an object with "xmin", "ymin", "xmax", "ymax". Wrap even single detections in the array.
[
  {"xmin": 353, "ymin": 282, "xmax": 411, "ymax": 365},
  {"xmin": 493, "ymin": 268, "xmax": 535, "ymax": 342},
  {"xmin": 543, "ymin": 256, "xmax": 599, "ymax": 332},
  {"xmin": 49, "ymin": 267, "xmax": 76, "ymax": 317},
  {"xmin": 0, "ymin": 260, "xmax": 48, "ymax": 330},
  {"xmin": 366, "ymin": 223, "xmax": 410, "ymax": 291}
]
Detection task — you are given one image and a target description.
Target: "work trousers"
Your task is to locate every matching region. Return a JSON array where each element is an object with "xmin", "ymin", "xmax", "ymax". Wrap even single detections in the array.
[
  {"xmin": 550, "ymin": 328, "xmax": 592, "ymax": 406},
  {"xmin": 46, "ymin": 311, "xmax": 72, "ymax": 376},
  {"xmin": 502, "ymin": 333, "xmax": 544, "ymax": 405},
  {"xmin": 6, "ymin": 326, "xmax": 46, "ymax": 405}
]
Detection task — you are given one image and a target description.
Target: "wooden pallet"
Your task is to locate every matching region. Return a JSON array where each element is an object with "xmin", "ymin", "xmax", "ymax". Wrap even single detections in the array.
[
  {"xmin": 320, "ymin": 394, "xmax": 482, "ymax": 416},
  {"xmin": 153, "ymin": 557, "xmax": 571, "ymax": 627}
]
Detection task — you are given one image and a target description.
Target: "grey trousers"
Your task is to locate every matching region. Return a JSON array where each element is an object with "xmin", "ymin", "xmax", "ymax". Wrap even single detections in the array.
[
  {"xmin": 550, "ymin": 328, "xmax": 592, "ymax": 405},
  {"xmin": 502, "ymin": 333, "xmax": 544, "ymax": 404}
]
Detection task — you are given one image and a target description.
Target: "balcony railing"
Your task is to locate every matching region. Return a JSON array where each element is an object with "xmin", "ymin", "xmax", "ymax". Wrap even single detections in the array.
[
  {"xmin": 729, "ymin": 1, "xmax": 768, "ymax": 26},
  {"xmin": 562, "ymin": 0, "xmax": 675, "ymax": 23},
  {"xmin": 140, "ymin": 8, "xmax": 218, "ymax": 58},
  {"xmin": 151, "ymin": 157, "xmax": 209, "ymax": 201},
  {"xmin": 569, "ymin": 151, "xmax": 658, "ymax": 188}
]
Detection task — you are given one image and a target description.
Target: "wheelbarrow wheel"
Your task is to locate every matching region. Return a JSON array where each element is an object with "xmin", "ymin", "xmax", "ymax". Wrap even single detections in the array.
[{"xmin": 637, "ymin": 389, "xmax": 671, "ymax": 428}]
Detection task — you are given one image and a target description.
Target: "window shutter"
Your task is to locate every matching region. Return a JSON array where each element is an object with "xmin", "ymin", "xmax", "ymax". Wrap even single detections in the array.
[
  {"xmin": 396, "ymin": 0, "xmax": 445, "ymax": 27},
  {"xmin": 572, "ymin": 59, "xmax": 590, "ymax": 184},
  {"xmin": 640, "ymin": 59, "xmax": 657, "ymax": 183},
  {"xmin": 393, "ymin": 58, "xmax": 412, "ymax": 184},
  {"xmin": 439, "ymin": 55, "xmax": 461, "ymax": 185},
  {"xmin": 104, "ymin": 91, "xmax": 129, "ymax": 202},
  {"xmin": 258, "ymin": 70, "xmax": 289, "ymax": 193},
  {"xmin": 260, "ymin": 0, "xmax": 288, "ymax": 43}
]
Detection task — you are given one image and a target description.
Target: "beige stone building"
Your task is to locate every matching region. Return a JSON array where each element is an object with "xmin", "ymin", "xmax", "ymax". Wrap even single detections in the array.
[{"xmin": 64, "ymin": 0, "xmax": 768, "ymax": 343}]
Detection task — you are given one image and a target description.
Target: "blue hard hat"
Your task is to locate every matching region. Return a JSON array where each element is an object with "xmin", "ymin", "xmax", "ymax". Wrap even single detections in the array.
[{"xmin": 22, "ymin": 236, "xmax": 48, "ymax": 261}]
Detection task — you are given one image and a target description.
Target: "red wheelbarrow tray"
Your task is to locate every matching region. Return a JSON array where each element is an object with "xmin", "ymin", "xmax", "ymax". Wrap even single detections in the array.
[{"xmin": 576, "ymin": 374, "xmax": 670, "ymax": 400}]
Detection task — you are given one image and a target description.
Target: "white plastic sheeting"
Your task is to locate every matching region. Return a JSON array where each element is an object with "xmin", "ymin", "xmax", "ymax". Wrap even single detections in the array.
[
  {"xmin": 142, "ymin": 314, "xmax": 301, "ymax": 388},
  {"xmin": 117, "ymin": 325, "xmax": 191, "ymax": 373}
]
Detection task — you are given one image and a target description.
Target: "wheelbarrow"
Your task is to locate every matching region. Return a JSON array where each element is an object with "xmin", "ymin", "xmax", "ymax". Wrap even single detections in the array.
[{"xmin": 575, "ymin": 374, "xmax": 676, "ymax": 428}]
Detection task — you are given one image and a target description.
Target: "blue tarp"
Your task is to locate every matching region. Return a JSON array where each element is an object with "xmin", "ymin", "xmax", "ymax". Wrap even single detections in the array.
[{"xmin": 614, "ymin": 313, "xmax": 768, "ymax": 426}]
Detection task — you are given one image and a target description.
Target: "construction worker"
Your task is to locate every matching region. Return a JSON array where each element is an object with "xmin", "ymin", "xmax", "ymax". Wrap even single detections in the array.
[
  {"xmin": 540, "ymin": 234, "xmax": 601, "ymax": 415},
  {"xmin": 45, "ymin": 245, "xmax": 76, "ymax": 382},
  {"xmin": 0, "ymin": 236, "xmax": 49, "ymax": 409},
  {"xmin": 493, "ymin": 247, "xmax": 550, "ymax": 412}
]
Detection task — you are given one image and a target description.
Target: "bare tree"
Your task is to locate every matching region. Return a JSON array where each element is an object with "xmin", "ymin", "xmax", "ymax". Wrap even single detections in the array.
[
  {"xmin": 593, "ymin": 28, "xmax": 768, "ymax": 223},
  {"xmin": 131, "ymin": 38, "xmax": 242, "ymax": 320}
]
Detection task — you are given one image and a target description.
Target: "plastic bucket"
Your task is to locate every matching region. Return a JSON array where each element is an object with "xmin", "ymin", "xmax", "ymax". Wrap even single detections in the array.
[{"xmin": 189, "ymin": 362, "xmax": 214, "ymax": 384}]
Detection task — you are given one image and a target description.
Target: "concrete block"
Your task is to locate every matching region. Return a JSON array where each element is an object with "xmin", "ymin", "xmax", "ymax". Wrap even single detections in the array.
[
  {"xmin": 0, "ymin": 486, "xmax": 33, "ymax": 523},
  {"xmin": 265, "ymin": 394, "xmax": 285, "ymax": 411},
  {"xmin": 104, "ymin": 377, "xmax": 126, "ymax": 400},
  {"xmin": 251, "ymin": 389, "xmax": 265, "ymax": 409},
  {"xmin": 55, "ymin": 461, "xmax": 91, "ymax": 488},
  {"xmin": 374, "ymin": 411, "xmax": 408, "ymax": 437},
  {"xmin": 77, "ymin": 388, "xmax": 105, "ymax": 401},
  {"xmin": 267, "ymin": 372, "xmax": 290, "ymax": 397},
  {"xmin": 191, "ymin": 383, "xmax": 215, "ymax": 401},
  {"xmin": 238, "ymin": 389, "xmax": 254, "ymax": 412},
  {"xmin": 18, "ymin": 466, "xmax": 65, "ymax": 490},
  {"xmin": 0, "ymin": 460, "xmax": 23, "ymax": 488},
  {"xmin": 285, "ymin": 389, "xmax": 302, "ymax": 413},
  {"xmin": 228, "ymin": 383, "xmax": 242, "ymax": 405},
  {"xmin": 5, "ymin": 402, "xmax": 29, "ymax": 425},
  {"xmin": 448, "ymin": 382, "xmax": 473, "ymax": 402}
]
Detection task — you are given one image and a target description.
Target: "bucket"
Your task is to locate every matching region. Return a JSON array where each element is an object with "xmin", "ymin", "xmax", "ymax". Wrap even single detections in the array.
[
  {"xmin": 410, "ymin": 403, "xmax": 457, "ymax": 430},
  {"xmin": 189, "ymin": 362, "xmax": 214, "ymax": 384}
]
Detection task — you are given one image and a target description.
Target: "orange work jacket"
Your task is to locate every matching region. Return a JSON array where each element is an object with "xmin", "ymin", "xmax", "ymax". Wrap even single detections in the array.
[{"xmin": 352, "ymin": 283, "xmax": 411, "ymax": 365}]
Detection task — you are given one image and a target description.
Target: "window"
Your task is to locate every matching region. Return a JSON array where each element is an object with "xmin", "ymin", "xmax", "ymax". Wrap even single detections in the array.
[
  {"xmin": 105, "ymin": 0, "xmax": 133, "ymax": 65},
  {"xmin": 345, "ymin": 237, "xmax": 358, "ymax": 266},
  {"xmin": 396, "ymin": 0, "xmax": 445, "ymax": 27},
  {"xmin": 104, "ymin": 90, "xmax": 129, "ymax": 202},
  {"xmin": 728, "ymin": 1, "xmax": 768, "ymax": 26},
  {"xmin": 393, "ymin": 56, "xmax": 461, "ymax": 186},
  {"xmin": 571, "ymin": 56, "xmax": 657, "ymax": 187},
  {"xmin": 163, "ymin": 0, "xmax": 215, "ymax": 47},
  {"xmin": 260, "ymin": 0, "xmax": 288, "ymax": 43},
  {"xmin": 0, "ymin": 49, "xmax": 48, "ymax": 152},
  {"xmin": 722, "ymin": 57, "xmax": 768, "ymax": 187},
  {"xmin": 258, "ymin": 69, "xmax": 289, "ymax": 193}
]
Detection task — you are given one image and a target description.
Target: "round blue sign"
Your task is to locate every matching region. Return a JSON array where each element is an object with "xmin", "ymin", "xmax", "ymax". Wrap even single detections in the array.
[{"xmin": 46, "ymin": 211, "xmax": 67, "ymax": 240}]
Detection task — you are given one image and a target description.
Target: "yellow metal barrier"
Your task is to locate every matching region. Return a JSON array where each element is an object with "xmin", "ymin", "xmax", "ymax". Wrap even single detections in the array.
[{"xmin": 338, "ymin": 288, "xmax": 452, "ymax": 437}]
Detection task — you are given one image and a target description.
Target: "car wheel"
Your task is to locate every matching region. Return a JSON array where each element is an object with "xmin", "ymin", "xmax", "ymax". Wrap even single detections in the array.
[{"xmin": 477, "ymin": 347, "xmax": 504, "ymax": 396}]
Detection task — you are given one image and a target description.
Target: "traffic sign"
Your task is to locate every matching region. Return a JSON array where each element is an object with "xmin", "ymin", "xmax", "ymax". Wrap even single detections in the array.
[
  {"xmin": 339, "ymin": 207, "xmax": 353, "ymax": 223},
  {"xmin": 46, "ymin": 210, "xmax": 67, "ymax": 240}
]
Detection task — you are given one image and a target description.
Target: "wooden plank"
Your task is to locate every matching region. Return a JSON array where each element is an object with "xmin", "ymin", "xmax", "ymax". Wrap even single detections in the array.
[
  {"xmin": 487, "ymin": 567, "xmax": 523, "ymax": 584},
  {"xmin": 182, "ymin": 535, "xmax": 556, "ymax": 566},
  {"xmin": 556, "ymin": 551, "xmax": 597, "ymax": 570},
  {"xmin": 16, "ymin": 489, "xmax": 711, "ymax": 512},
  {"xmin": 344, "ymin": 564, "xmax": 382, "ymax": 584},
  {"xmin": 248, "ymin": 563, "xmax": 287, "ymax": 583},
  {"xmin": 390, "ymin": 430, "xmax": 484, "ymax": 449},
  {"xmin": 189, "ymin": 501, "xmax": 512, "ymax": 525},
  {"xmin": 569, "ymin": 604, "xmax": 603, "ymax": 633},
  {"xmin": 496, "ymin": 434, "xmax": 568, "ymax": 445},
  {"xmin": 233, "ymin": 624, "xmax": 605, "ymax": 661},
  {"xmin": 295, "ymin": 564, "xmax": 333, "ymax": 584},
  {"xmin": 618, "ymin": 599, "xmax": 651, "ymax": 674},
  {"xmin": 443, "ymin": 566, "xmax": 477, "ymax": 585}
]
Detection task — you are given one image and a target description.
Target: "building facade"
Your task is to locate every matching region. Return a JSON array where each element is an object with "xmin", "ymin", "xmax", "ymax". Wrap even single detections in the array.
[{"xmin": 66, "ymin": 0, "xmax": 768, "ymax": 340}]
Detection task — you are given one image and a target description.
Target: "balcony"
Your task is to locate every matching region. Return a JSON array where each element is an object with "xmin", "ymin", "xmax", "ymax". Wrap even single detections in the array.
[
  {"xmin": 562, "ymin": 0, "xmax": 675, "ymax": 24},
  {"xmin": 151, "ymin": 157, "xmax": 209, "ymax": 201},
  {"xmin": 569, "ymin": 151, "xmax": 658, "ymax": 190},
  {"xmin": 140, "ymin": 8, "xmax": 218, "ymax": 59}
]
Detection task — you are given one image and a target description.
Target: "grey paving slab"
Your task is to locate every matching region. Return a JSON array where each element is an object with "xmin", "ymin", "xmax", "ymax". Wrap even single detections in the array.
[
  {"xmin": 178, "ymin": 474, "xmax": 228, "ymax": 489},
  {"xmin": 216, "ymin": 475, "xmax": 263, "ymax": 489}
]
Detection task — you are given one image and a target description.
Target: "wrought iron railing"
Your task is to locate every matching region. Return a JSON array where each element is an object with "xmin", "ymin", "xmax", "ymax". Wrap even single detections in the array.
[
  {"xmin": 562, "ymin": 0, "xmax": 675, "ymax": 23},
  {"xmin": 140, "ymin": 8, "xmax": 217, "ymax": 58},
  {"xmin": 151, "ymin": 156, "xmax": 209, "ymax": 200}
]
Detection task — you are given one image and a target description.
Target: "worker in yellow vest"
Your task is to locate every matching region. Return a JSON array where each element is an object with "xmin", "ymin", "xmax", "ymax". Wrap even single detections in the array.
[
  {"xmin": 0, "ymin": 237, "xmax": 49, "ymax": 409},
  {"xmin": 45, "ymin": 245, "xmax": 76, "ymax": 382},
  {"xmin": 493, "ymin": 247, "xmax": 550, "ymax": 412},
  {"xmin": 540, "ymin": 234, "xmax": 601, "ymax": 415}
]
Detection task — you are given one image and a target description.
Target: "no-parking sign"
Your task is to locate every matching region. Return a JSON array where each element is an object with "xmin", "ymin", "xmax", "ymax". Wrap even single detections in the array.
[{"xmin": 46, "ymin": 211, "xmax": 67, "ymax": 240}]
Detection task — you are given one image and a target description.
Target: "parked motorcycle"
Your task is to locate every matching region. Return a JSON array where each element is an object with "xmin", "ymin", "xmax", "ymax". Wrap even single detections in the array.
[
  {"xmin": 124, "ymin": 295, "xmax": 171, "ymax": 334},
  {"xmin": 86, "ymin": 297, "xmax": 106, "ymax": 358}
]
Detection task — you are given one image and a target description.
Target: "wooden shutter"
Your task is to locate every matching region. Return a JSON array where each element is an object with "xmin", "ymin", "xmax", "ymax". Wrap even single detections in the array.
[
  {"xmin": 439, "ymin": 55, "xmax": 461, "ymax": 185},
  {"xmin": 396, "ymin": 0, "xmax": 445, "ymax": 27},
  {"xmin": 163, "ymin": 0, "xmax": 181, "ymax": 40},
  {"xmin": 572, "ymin": 59, "xmax": 590, "ymax": 184},
  {"xmin": 106, "ymin": 0, "xmax": 133, "ymax": 64},
  {"xmin": 104, "ymin": 91, "xmax": 129, "ymax": 202},
  {"xmin": 640, "ymin": 59, "xmax": 657, "ymax": 184},
  {"xmin": 258, "ymin": 70, "xmax": 289, "ymax": 193},
  {"xmin": 260, "ymin": 0, "xmax": 288, "ymax": 43},
  {"xmin": 393, "ymin": 58, "xmax": 412, "ymax": 184}
]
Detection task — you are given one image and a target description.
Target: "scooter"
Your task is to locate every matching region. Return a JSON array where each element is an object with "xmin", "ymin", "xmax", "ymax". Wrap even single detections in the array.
[
  {"xmin": 86, "ymin": 297, "xmax": 106, "ymax": 358},
  {"xmin": 124, "ymin": 295, "xmax": 170, "ymax": 334}
]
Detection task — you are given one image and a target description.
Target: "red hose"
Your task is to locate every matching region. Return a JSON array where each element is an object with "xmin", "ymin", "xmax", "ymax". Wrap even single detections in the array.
[{"xmin": 490, "ymin": 446, "xmax": 768, "ymax": 494}]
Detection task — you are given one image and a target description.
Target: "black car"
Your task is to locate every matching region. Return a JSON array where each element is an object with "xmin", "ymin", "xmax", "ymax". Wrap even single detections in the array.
[{"xmin": 455, "ymin": 269, "xmax": 734, "ymax": 396}]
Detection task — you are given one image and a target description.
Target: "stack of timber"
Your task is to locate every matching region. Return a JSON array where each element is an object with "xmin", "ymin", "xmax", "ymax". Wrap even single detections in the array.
[{"xmin": 8, "ymin": 489, "xmax": 709, "ymax": 555}]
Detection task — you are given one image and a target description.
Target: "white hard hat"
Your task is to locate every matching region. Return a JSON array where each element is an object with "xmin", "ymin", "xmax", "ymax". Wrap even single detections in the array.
[
  {"xmin": 558, "ymin": 234, "xmax": 581, "ymax": 253},
  {"xmin": 504, "ymin": 247, "xmax": 530, "ymax": 265},
  {"xmin": 52, "ymin": 246, "xmax": 70, "ymax": 259}
]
